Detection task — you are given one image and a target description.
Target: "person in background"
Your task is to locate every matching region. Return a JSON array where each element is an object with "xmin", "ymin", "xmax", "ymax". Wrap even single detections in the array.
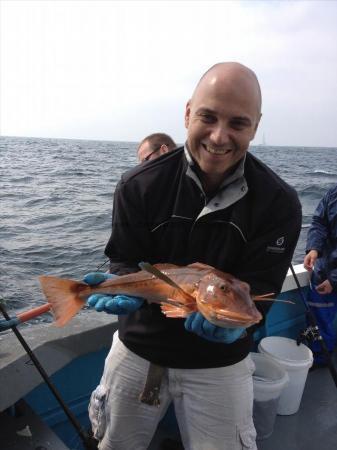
[
  {"xmin": 86, "ymin": 62, "xmax": 302, "ymax": 450},
  {"xmin": 303, "ymin": 184, "xmax": 337, "ymax": 367},
  {"xmin": 137, "ymin": 132, "xmax": 176, "ymax": 162}
]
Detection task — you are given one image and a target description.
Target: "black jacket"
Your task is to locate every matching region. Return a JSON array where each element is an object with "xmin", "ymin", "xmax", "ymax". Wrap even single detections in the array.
[{"xmin": 105, "ymin": 147, "xmax": 302, "ymax": 368}]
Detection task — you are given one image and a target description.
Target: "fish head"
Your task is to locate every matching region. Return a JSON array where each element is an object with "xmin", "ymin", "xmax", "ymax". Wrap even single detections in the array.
[{"xmin": 196, "ymin": 271, "xmax": 262, "ymax": 328}]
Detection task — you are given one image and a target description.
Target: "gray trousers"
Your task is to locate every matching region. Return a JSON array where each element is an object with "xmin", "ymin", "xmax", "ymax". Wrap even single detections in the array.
[{"xmin": 89, "ymin": 332, "xmax": 257, "ymax": 450}]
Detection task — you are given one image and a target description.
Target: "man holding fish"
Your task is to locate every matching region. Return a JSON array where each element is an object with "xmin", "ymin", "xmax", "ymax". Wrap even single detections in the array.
[{"xmin": 80, "ymin": 63, "xmax": 303, "ymax": 449}]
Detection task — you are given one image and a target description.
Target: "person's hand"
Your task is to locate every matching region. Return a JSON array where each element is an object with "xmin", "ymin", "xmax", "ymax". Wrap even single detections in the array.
[
  {"xmin": 304, "ymin": 250, "xmax": 318, "ymax": 271},
  {"xmin": 316, "ymin": 279, "xmax": 333, "ymax": 295},
  {"xmin": 83, "ymin": 272, "xmax": 144, "ymax": 315},
  {"xmin": 184, "ymin": 312, "xmax": 245, "ymax": 344}
]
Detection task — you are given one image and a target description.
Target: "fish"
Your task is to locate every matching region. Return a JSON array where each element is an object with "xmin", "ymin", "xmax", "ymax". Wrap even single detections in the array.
[{"xmin": 39, "ymin": 262, "xmax": 270, "ymax": 328}]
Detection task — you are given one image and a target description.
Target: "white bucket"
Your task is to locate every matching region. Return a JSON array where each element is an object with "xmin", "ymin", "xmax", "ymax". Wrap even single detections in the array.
[
  {"xmin": 251, "ymin": 352, "xmax": 289, "ymax": 440},
  {"xmin": 258, "ymin": 337, "xmax": 313, "ymax": 415}
]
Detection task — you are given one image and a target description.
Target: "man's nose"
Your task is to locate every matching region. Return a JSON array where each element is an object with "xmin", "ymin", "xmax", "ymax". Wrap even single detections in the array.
[{"xmin": 209, "ymin": 125, "xmax": 231, "ymax": 146}]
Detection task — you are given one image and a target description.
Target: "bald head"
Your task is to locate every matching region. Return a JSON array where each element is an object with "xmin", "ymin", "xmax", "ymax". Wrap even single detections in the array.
[
  {"xmin": 184, "ymin": 62, "xmax": 262, "ymax": 193},
  {"xmin": 192, "ymin": 62, "xmax": 262, "ymax": 116}
]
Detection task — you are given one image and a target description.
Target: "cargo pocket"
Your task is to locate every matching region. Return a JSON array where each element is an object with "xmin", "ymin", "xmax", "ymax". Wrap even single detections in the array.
[
  {"xmin": 88, "ymin": 385, "xmax": 108, "ymax": 441},
  {"xmin": 238, "ymin": 423, "xmax": 257, "ymax": 450}
]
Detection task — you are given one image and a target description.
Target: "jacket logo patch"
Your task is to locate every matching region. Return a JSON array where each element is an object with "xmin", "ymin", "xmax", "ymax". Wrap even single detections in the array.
[
  {"xmin": 276, "ymin": 236, "xmax": 285, "ymax": 246},
  {"xmin": 267, "ymin": 237, "xmax": 286, "ymax": 254}
]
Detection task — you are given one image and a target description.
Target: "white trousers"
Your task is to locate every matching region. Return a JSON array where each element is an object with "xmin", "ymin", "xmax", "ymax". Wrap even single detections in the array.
[{"xmin": 89, "ymin": 332, "xmax": 257, "ymax": 450}]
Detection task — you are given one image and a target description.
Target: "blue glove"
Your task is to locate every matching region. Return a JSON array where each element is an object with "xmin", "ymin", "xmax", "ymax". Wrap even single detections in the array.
[
  {"xmin": 83, "ymin": 272, "xmax": 144, "ymax": 315},
  {"xmin": 184, "ymin": 312, "xmax": 245, "ymax": 344}
]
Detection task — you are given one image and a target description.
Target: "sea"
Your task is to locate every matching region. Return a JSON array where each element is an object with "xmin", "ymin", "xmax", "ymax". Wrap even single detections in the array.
[{"xmin": 1, "ymin": 136, "xmax": 337, "ymax": 323}]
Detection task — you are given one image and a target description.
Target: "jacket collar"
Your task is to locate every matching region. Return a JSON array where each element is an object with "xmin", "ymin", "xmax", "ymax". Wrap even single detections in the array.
[{"xmin": 183, "ymin": 143, "xmax": 248, "ymax": 218}]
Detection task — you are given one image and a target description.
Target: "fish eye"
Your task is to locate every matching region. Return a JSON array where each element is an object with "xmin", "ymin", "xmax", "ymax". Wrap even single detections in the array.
[{"xmin": 220, "ymin": 284, "xmax": 230, "ymax": 293}]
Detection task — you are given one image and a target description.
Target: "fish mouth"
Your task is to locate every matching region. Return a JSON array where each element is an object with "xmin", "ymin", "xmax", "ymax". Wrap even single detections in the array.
[
  {"xmin": 203, "ymin": 144, "xmax": 233, "ymax": 156},
  {"xmin": 213, "ymin": 309, "xmax": 262, "ymax": 324}
]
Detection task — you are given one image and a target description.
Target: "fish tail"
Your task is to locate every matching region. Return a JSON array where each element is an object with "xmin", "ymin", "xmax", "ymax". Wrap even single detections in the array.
[{"xmin": 39, "ymin": 275, "xmax": 89, "ymax": 327}]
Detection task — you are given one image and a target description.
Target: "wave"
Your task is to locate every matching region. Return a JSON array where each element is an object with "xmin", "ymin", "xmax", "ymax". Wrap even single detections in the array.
[
  {"xmin": 8, "ymin": 176, "xmax": 34, "ymax": 183},
  {"xmin": 24, "ymin": 198, "xmax": 47, "ymax": 207},
  {"xmin": 297, "ymin": 185, "xmax": 333, "ymax": 198},
  {"xmin": 307, "ymin": 170, "xmax": 336, "ymax": 177}
]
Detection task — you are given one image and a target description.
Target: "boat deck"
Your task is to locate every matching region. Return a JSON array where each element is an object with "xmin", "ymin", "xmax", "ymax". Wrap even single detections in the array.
[
  {"xmin": 258, "ymin": 358, "xmax": 337, "ymax": 450},
  {"xmin": 1, "ymin": 350, "xmax": 336, "ymax": 450},
  {"xmin": 0, "ymin": 400, "xmax": 69, "ymax": 450}
]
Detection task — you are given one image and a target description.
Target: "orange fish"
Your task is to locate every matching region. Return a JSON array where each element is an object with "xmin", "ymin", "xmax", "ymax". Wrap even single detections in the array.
[{"xmin": 38, "ymin": 262, "xmax": 273, "ymax": 328}]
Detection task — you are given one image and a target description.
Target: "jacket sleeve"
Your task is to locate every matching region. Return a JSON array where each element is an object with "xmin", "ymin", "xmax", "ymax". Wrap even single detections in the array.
[
  {"xmin": 328, "ymin": 250, "xmax": 337, "ymax": 291},
  {"xmin": 236, "ymin": 190, "xmax": 302, "ymax": 323},
  {"xmin": 307, "ymin": 189, "xmax": 337, "ymax": 291},
  {"xmin": 104, "ymin": 179, "xmax": 152, "ymax": 275},
  {"xmin": 305, "ymin": 193, "xmax": 329, "ymax": 256}
]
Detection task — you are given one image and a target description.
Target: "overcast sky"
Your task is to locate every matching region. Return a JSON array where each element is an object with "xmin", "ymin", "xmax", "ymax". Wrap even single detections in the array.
[{"xmin": 1, "ymin": 0, "xmax": 337, "ymax": 147}]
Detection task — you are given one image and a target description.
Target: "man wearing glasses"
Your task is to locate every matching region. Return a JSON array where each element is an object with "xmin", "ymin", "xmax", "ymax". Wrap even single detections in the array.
[{"xmin": 137, "ymin": 132, "xmax": 176, "ymax": 162}]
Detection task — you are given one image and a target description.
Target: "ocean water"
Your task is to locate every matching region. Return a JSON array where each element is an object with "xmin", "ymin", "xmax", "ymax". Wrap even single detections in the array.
[{"xmin": 1, "ymin": 136, "xmax": 337, "ymax": 321}]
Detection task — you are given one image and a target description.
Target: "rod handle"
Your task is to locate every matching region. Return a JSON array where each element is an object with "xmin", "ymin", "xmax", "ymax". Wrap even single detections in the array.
[{"xmin": 17, "ymin": 303, "xmax": 52, "ymax": 323}]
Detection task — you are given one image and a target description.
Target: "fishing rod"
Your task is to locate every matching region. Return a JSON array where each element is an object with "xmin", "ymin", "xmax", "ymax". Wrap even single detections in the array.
[
  {"xmin": 289, "ymin": 264, "xmax": 337, "ymax": 388},
  {"xmin": 0, "ymin": 303, "xmax": 52, "ymax": 332},
  {"xmin": 96, "ymin": 258, "xmax": 110, "ymax": 271},
  {"xmin": 0, "ymin": 302, "xmax": 98, "ymax": 450}
]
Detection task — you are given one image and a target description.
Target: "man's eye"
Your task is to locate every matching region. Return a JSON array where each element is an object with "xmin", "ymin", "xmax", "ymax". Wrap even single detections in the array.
[
  {"xmin": 200, "ymin": 114, "xmax": 216, "ymax": 123},
  {"xmin": 230, "ymin": 121, "xmax": 248, "ymax": 130}
]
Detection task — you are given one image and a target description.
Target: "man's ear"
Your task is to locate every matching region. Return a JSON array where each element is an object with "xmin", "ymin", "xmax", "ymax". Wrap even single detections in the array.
[
  {"xmin": 254, "ymin": 113, "xmax": 262, "ymax": 133},
  {"xmin": 161, "ymin": 144, "xmax": 169, "ymax": 154},
  {"xmin": 185, "ymin": 100, "xmax": 191, "ymax": 129},
  {"xmin": 251, "ymin": 113, "xmax": 262, "ymax": 140}
]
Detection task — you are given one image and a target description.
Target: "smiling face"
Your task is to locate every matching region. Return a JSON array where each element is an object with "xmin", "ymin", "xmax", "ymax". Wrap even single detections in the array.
[{"xmin": 185, "ymin": 63, "xmax": 261, "ymax": 192}]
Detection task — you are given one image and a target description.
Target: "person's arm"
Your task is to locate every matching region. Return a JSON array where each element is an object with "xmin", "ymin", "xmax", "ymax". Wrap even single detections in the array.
[
  {"xmin": 305, "ymin": 194, "xmax": 329, "ymax": 257},
  {"xmin": 303, "ymin": 250, "xmax": 318, "ymax": 271},
  {"xmin": 236, "ymin": 191, "xmax": 302, "ymax": 325},
  {"xmin": 85, "ymin": 177, "xmax": 151, "ymax": 314},
  {"xmin": 105, "ymin": 179, "xmax": 153, "ymax": 275},
  {"xmin": 305, "ymin": 191, "xmax": 337, "ymax": 292},
  {"xmin": 327, "ymin": 246, "xmax": 337, "ymax": 292}
]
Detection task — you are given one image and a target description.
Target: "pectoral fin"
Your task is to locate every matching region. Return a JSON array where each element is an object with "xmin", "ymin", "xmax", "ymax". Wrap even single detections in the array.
[{"xmin": 160, "ymin": 303, "xmax": 190, "ymax": 318}]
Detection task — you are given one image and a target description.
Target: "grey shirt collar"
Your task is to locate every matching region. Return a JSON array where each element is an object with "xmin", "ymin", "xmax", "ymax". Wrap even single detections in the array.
[{"xmin": 184, "ymin": 143, "xmax": 248, "ymax": 219}]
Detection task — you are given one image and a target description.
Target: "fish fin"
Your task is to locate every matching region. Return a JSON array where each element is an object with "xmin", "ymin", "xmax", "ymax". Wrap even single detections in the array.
[
  {"xmin": 39, "ymin": 276, "xmax": 88, "ymax": 326},
  {"xmin": 153, "ymin": 263, "xmax": 179, "ymax": 270},
  {"xmin": 139, "ymin": 262, "xmax": 195, "ymax": 303},
  {"xmin": 252, "ymin": 293, "xmax": 295, "ymax": 305},
  {"xmin": 160, "ymin": 303, "xmax": 189, "ymax": 318},
  {"xmin": 252, "ymin": 292, "xmax": 275, "ymax": 300},
  {"xmin": 186, "ymin": 262, "xmax": 215, "ymax": 271},
  {"xmin": 253, "ymin": 297, "xmax": 295, "ymax": 305}
]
